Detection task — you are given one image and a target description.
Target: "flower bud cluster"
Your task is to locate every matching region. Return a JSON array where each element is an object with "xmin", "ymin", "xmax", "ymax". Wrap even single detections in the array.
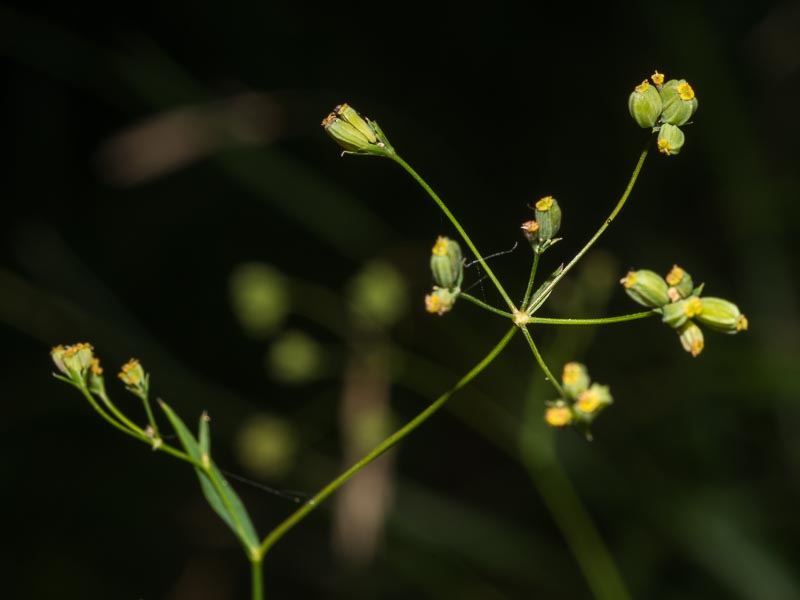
[
  {"xmin": 521, "ymin": 196, "xmax": 562, "ymax": 254},
  {"xmin": 628, "ymin": 71, "xmax": 698, "ymax": 156},
  {"xmin": 321, "ymin": 103, "xmax": 395, "ymax": 157},
  {"xmin": 544, "ymin": 362, "xmax": 613, "ymax": 439},
  {"xmin": 620, "ymin": 265, "xmax": 748, "ymax": 357},
  {"xmin": 425, "ymin": 236, "xmax": 464, "ymax": 316}
]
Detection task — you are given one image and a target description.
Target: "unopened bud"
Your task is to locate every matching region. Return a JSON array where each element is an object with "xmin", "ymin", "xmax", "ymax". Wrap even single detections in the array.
[
  {"xmin": 430, "ymin": 236, "xmax": 463, "ymax": 290},
  {"xmin": 620, "ymin": 269, "xmax": 670, "ymax": 308},
  {"xmin": 51, "ymin": 343, "xmax": 95, "ymax": 382},
  {"xmin": 659, "ymin": 79, "xmax": 698, "ymax": 126},
  {"xmin": 657, "ymin": 123, "xmax": 685, "ymax": 156},
  {"xmin": 694, "ymin": 297, "xmax": 748, "ymax": 334},
  {"xmin": 677, "ymin": 321, "xmax": 704, "ymax": 357},
  {"xmin": 322, "ymin": 103, "xmax": 394, "ymax": 156},
  {"xmin": 534, "ymin": 196, "xmax": 562, "ymax": 242},
  {"xmin": 628, "ymin": 80, "xmax": 663, "ymax": 128}
]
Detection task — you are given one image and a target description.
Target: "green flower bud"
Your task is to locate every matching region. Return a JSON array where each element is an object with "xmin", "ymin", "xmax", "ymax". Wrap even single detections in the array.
[
  {"xmin": 424, "ymin": 287, "xmax": 458, "ymax": 316},
  {"xmin": 628, "ymin": 80, "xmax": 663, "ymax": 128},
  {"xmin": 657, "ymin": 123, "xmax": 685, "ymax": 156},
  {"xmin": 662, "ymin": 296, "xmax": 704, "ymax": 329},
  {"xmin": 620, "ymin": 269, "xmax": 670, "ymax": 308},
  {"xmin": 665, "ymin": 265, "xmax": 694, "ymax": 301},
  {"xmin": 321, "ymin": 103, "xmax": 394, "ymax": 156},
  {"xmin": 694, "ymin": 297, "xmax": 748, "ymax": 334},
  {"xmin": 87, "ymin": 358, "xmax": 106, "ymax": 396},
  {"xmin": 534, "ymin": 196, "xmax": 562, "ymax": 242},
  {"xmin": 430, "ymin": 236, "xmax": 463, "ymax": 290},
  {"xmin": 119, "ymin": 358, "xmax": 149, "ymax": 399},
  {"xmin": 659, "ymin": 79, "xmax": 698, "ymax": 126},
  {"xmin": 677, "ymin": 320, "xmax": 704, "ymax": 357},
  {"xmin": 562, "ymin": 362, "xmax": 590, "ymax": 399}
]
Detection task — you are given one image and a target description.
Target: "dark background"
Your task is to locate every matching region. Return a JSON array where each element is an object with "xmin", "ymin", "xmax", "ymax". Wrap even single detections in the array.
[{"xmin": 2, "ymin": 2, "xmax": 799, "ymax": 599}]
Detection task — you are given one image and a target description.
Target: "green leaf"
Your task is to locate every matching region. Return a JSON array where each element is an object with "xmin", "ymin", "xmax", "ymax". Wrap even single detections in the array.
[
  {"xmin": 530, "ymin": 264, "xmax": 564, "ymax": 309},
  {"xmin": 159, "ymin": 401, "xmax": 259, "ymax": 552}
]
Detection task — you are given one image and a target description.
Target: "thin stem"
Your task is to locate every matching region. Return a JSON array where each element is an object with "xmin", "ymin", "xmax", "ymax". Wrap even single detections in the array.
[
  {"xmin": 530, "ymin": 311, "xmax": 655, "ymax": 326},
  {"xmin": 460, "ymin": 293, "xmax": 515, "ymax": 319},
  {"xmin": 528, "ymin": 145, "xmax": 650, "ymax": 315},
  {"xmin": 96, "ymin": 389, "xmax": 146, "ymax": 436},
  {"xmin": 140, "ymin": 394, "xmax": 160, "ymax": 438},
  {"xmin": 521, "ymin": 252, "xmax": 541, "ymax": 309},
  {"xmin": 257, "ymin": 326, "xmax": 519, "ymax": 559},
  {"xmin": 251, "ymin": 558, "xmax": 264, "ymax": 600},
  {"xmin": 392, "ymin": 154, "xmax": 517, "ymax": 313},
  {"xmin": 519, "ymin": 326, "xmax": 565, "ymax": 398}
]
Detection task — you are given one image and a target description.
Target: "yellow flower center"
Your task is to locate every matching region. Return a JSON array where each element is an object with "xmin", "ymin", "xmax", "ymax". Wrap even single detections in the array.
[
  {"xmin": 684, "ymin": 296, "xmax": 703, "ymax": 317},
  {"xmin": 651, "ymin": 71, "xmax": 665, "ymax": 86},
  {"xmin": 690, "ymin": 339, "xmax": 704, "ymax": 357},
  {"xmin": 678, "ymin": 82, "xmax": 695, "ymax": 100},
  {"xmin": 424, "ymin": 294, "xmax": 441, "ymax": 314},
  {"xmin": 657, "ymin": 139, "xmax": 672, "ymax": 155},
  {"xmin": 432, "ymin": 237, "xmax": 449, "ymax": 256},
  {"xmin": 634, "ymin": 80, "xmax": 650, "ymax": 93},
  {"xmin": 521, "ymin": 220, "xmax": 539, "ymax": 233},
  {"xmin": 620, "ymin": 271, "xmax": 636, "ymax": 289},
  {"xmin": 562, "ymin": 363, "xmax": 582, "ymax": 386},
  {"xmin": 535, "ymin": 196, "xmax": 554, "ymax": 211},
  {"xmin": 665, "ymin": 265, "xmax": 685, "ymax": 286},
  {"xmin": 736, "ymin": 315, "xmax": 749, "ymax": 331},
  {"xmin": 577, "ymin": 390, "xmax": 601, "ymax": 413},
  {"xmin": 545, "ymin": 406, "xmax": 572, "ymax": 427}
]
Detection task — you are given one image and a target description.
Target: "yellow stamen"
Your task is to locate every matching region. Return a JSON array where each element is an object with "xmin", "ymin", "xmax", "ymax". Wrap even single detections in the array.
[
  {"xmin": 651, "ymin": 71, "xmax": 664, "ymax": 86},
  {"xmin": 678, "ymin": 82, "xmax": 695, "ymax": 100}
]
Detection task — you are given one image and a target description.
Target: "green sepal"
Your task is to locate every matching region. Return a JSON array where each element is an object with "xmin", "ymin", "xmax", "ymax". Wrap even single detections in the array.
[
  {"xmin": 158, "ymin": 400, "xmax": 260, "ymax": 553},
  {"xmin": 529, "ymin": 264, "xmax": 564, "ymax": 311}
]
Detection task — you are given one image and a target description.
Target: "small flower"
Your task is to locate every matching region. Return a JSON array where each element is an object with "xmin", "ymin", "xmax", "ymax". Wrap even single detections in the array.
[
  {"xmin": 51, "ymin": 343, "xmax": 95, "ymax": 382},
  {"xmin": 657, "ymin": 123, "xmax": 685, "ymax": 156},
  {"xmin": 424, "ymin": 287, "xmax": 458, "ymax": 316},
  {"xmin": 694, "ymin": 297, "xmax": 748, "ymax": 334},
  {"xmin": 562, "ymin": 362, "xmax": 590, "ymax": 399},
  {"xmin": 651, "ymin": 70, "xmax": 665, "ymax": 86},
  {"xmin": 620, "ymin": 269, "xmax": 671, "ymax": 308},
  {"xmin": 659, "ymin": 79, "xmax": 698, "ymax": 126},
  {"xmin": 119, "ymin": 358, "xmax": 149, "ymax": 399},
  {"xmin": 534, "ymin": 195, "xmax": 562, "ymax": 244},
  {"xmin": 665, "ymin": 265, "xmax": 694, "ymax": 301},
  {"xmin": 662, "ymin": 296, "xmax": 704, "ymax": 329},
  {"xmin": 430, "ymin": 236, "xmax": 463, "ymax": 290},
  {"xmin": 628, "ymin": 79, "xmax": 663, "ymax": 128},
  {"xmin": 521, "ymin": 220, "xmax": 539, "ymax": 245},
  {"xmin": 322, "ymin": 103, "xmax": 394, "ymax": 157},
  {"xmin": 677, "ymin": 321, "xmax": 704, "ymax": 357},
  {"xmin": 545, "ymin": 404, "xmax": 573, "ymax": 427}
]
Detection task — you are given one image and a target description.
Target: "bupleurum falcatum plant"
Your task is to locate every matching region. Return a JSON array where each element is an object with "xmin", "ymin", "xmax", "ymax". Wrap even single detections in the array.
[{"xmin": 51, "ymin": 71, "xmax": 747, "ymax": 598}]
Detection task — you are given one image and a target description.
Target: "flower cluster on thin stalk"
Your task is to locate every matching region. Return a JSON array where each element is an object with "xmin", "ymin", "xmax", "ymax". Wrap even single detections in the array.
[
  {"xmin": 47, "ymin": 71, "xmax": 748, "ymax": 600},
  {"xmin": 323, "ymin": 69, "xmax": 746, "ymax": 438}
]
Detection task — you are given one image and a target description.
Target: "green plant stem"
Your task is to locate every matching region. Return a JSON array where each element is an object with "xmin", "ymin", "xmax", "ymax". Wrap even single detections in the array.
[
  {"xmin": 528, "ymin": 145, "xmax": 650, "ymax": 315},
  {"xmin": 530, "ymin": 311, "xmax": 655, "ymax": 325},
  {"xmin": 521, "ymin": 252, "xmax": 541, "ymax": 309},
  {"xmin": 519, "ymin": 326, "xmax": 565, "ymax": 397},
  {"xmin": 139, "ymin": 394, "xmax": 160, "ymax": 438},
  {"xmin": 257, "ymin": 325, "xmax": 519, "ymax": 559},
  {"xmin": 96, "ymin": 389, "xmax": 146, "ymax": 436},
  {"xmin": 460, "ymin": 293, "xmax": 515, "ymax": 318},
  {"xmin": 392, "ymin": 154, "xmax": 517, "ymax": 313},
  {"xmin": 251, "ymin": 558, "xmax": 264, "ymax": 600}
]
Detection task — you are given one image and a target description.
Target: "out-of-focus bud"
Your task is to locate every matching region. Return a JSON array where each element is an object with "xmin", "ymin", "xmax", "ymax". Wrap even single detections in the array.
[
  {"xmin": 544, "ymin": 403, "xmax": 573, "ymax": 427},
  {"xmin": 659, "ymin": 79, "xmax": 698, "ymax": 126},
  {"xmin": 694, "ymin": 297, "xmax": 748, "ymax": 334},
  {"xmin": 119, "ymin": 358, "xmax": 149, "ymax": 398},
  {"xmin": 662, "ymin": 296, "xmax": 704, "ymax": 329},
  {"xmin": 424, "ymin": 287, "xmax": 458, "ymax": 316},
  {"xmin": 620, "ymin": 269, "xmax": 670, "ymax": 308},
  {"xmin": 657, "ymin": 123, "xmax": 685, "ymax": 156},
  {"xmin": 51, "ymin": 343, "xmax": 95, "ymax": 382},
  {"xmin": 534, "ymin": 196, "xmax": 562, "ymax": 242},
  {"xmin": 573, "ymin": 383, "xmax": 613, "ymax": 418},
  {"xmin": 521, "ymin": 220, "xmax": 539, "ymax": 245},
  {"xmin": 430, "ymin": 236, "xmax": 463, "ymax": 290},
  {"xmin": 321, "ymin": 103, "xmax": 394, "ymax": 156},
  {"xmin": 562, "ymin": 362, "xmax": 590, "ymax": 399},
  {"xmin": 665, "ymin": 265, "xmax": 694, "ymax": 301},
  {"xmin": 677, "ymin": 321, "xmax": 704, "ymax": 357},
  {"xmin": 628, "ymin": 80, "xmax": 663, "ymax": 128}
]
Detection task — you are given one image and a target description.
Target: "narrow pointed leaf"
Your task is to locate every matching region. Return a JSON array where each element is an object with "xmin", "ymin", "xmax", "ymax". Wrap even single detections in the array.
[{"xmin": 159, "ymin": 401, "xmax": 259, "ymax": 551}]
